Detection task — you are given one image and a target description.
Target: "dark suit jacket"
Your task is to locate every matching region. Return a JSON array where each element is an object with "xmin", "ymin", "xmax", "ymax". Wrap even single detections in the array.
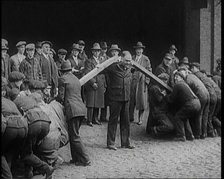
[
  {"xmin": 105, "ymin": 61, "xmax": 132, "ymax": 102},
  {"xmin": 2, "ymin": 54, "xmax": 11, "ymax": 80},
  {"xmin": 57, "ymin": 72, "xmax": 86, "ymax": 120},
  {"xmin": 39, "ymin": 54, "xmax": 58, "ymax": 91}
]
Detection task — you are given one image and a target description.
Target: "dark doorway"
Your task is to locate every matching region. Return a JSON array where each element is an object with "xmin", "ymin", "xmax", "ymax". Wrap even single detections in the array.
[{"xmin": 2, "ymin": 0, "xmax": 185, "ymax": 70}]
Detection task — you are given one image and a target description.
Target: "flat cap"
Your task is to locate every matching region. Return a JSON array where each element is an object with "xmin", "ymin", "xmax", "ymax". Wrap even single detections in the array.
[
  {"xmin": 158, "ymin": 73, "xmax": 170, "ymax": 81},
  {"xmin": 28, "ymin": 79, "xmax": 45, "ymax": 90},
  {"xmin": 26, "ymin": 43, "xmax": 35, "ymax": 50},
  {"xmin": 2, "ymin": 77, "xmax": 8, "ymax": 87},
  {"xmin": 77, "ymin": 40, "xmax": 85, "ymax": 45},
  {"xmin": 164, "ymin": 53, "xmax": 173, "ymax": 60},
  {"xmin": 100, "ymin": 42, "xmax": 108, "ymax": 49},
  {"xmin": 8, "ymin": 71, "xmax": 25, "ymax": 82},
  {"xmin": 2, "ymin": 39, "xmax": 8, "ymax": 47},
  {"xmin": 41, "ymin": 41, "xmax": 53, "ymax": 47},
  {"xmin": 190, "ymin": 62, "xmax": 200, "ymax": 69},
  {"xmin": 169, "ymin": 44, "xmax": 177, "ymax": 51},
  {"xmin": 58, "ymin": 49, "xmax": 67, "ymax": 55},
  {"xmin": 16, "ymin": 41, "xmax": 26, "ymax": 47},
  {"xmin": 2, "ymin": 44, "xmax": 9, "ymax": 50}
]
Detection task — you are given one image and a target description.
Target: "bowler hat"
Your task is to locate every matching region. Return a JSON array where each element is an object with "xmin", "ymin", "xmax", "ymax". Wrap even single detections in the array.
[
  {"xmin": 78, "ymin": 40, "xmax": 85, "ymax": 46},
  {"xmin": 16, "ymin": 41, "xmax": 26, "ymax": 47},
  {"xmin": 28, "ymin": 79, "xmax": 45, "ymax": 90},
  {"xmin": 158, "ymin": 73, "xmax": 169, "ymax": 81},
  {"xmin": 179, "ymin": 57, "xmax": 189, "ymax": 65},
  {"xmin": 60, "ymin": 60, "xmax": 72, "ymax": 71},
  {"xmin": 91, "ymin": 43, "xmax": 101, "ymax": 51},
  {"xmin": 190, "ymin": 62, "xmax": 200, "ymax": 69},
  {"xmin": 8, "ymin": 71, "xmax": 25, "ymax": 82},
  {"xmin": 100, "ymin": 42, "xmax": 108, "ymax": 49},
  {"xmin": 35, "ymin": 41, "xmax": 42, "ymax": 48},
  {"xmin": 26, "ymin": 43, "xmax": 35, "ymax": 50},
  {"xmin": 122, "ymin": 51, "xmax": 132, "ymax": 61},
  {"xmin": 72, "ymin": 43, "xmax": 81, "ymax": 51},
  {"xmin": 41, "ymin": 41, "xmax": 53, "ymax": 47},
  {"xmin": 133, "ymin": 42, "xmax": 145, "ymax": 49},
  {"xmin": 58, "ymin": 49, "xmax": 67, "ymax": 55},
  {"xmin": 108, "ymin": 44, "xmax": 121, "ymax": 52},
  {"xmin": 164, "ymin": 53, "xmax": 173, "ymax": 60},
  {"xmin": 169, "ymin": 45, "xmax": 177, "ymax": 51}
]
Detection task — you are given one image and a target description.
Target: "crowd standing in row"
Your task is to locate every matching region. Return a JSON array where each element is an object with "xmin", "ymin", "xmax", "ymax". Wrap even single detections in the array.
[{"xmin": 1, "ymin": 38, "xmax": 221, "ymax": 179}]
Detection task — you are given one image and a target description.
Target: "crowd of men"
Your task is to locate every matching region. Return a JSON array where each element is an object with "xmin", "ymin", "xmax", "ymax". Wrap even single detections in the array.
[{"xmin": 1, "ymin": 38, "xmax": 222, "ymax": 179}]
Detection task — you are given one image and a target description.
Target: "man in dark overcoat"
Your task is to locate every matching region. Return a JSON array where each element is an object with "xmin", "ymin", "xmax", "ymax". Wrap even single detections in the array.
[
  {"xmin": 39, "ymin": 41, "xmax": 58, "ymax": 98},
  {"xmin": 104, "ymin": 49, "xmax": 135, "ymax": 150},
  {"xmin": 2, "ymin": 42, "xmax": 11, "ymax": 80},
  {"xmin": 56, "ymin": 60, "xmax": 90, "ymax": 166},
  {"xmin": 84, "ymin": 43, "xmax": 106, "ymax": 126}
]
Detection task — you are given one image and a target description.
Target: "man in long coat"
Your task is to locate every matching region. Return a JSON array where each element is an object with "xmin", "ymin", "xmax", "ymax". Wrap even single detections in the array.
[
  {"xmin": 84, "ymin": 43, "xmax": 106, "ymax": 126},
  {"xmin": 129, "ymin": 42, "xmax": 152, "ymax": 124},
  {"xmin": 56, "ymin": 60, "xmax": 90, "ymax": 166},
  {"xmin": 9, "ymin": 41, "xmax": 26, "ymax": 72},
  {"xmin": 104, "ymin": 49, "xmax": 135, "ymax": 150},
  {"xmin": 2, "ymin": 43, "xmax": 11, "ymax": 80},
  {"xmin": 39, "ymin": 41, "xmax": 58, "ymax": 97}
]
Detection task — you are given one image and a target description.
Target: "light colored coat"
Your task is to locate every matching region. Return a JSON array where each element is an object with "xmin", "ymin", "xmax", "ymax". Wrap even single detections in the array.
[{"xmin": 10, "ymin": 53, "xmax": 26, "ymax": 72}]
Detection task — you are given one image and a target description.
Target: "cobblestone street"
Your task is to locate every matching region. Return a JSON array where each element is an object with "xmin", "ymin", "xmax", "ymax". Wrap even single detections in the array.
[{"xmin": 47, "ymin": 116, "xmax": 221, "ymax": 179}]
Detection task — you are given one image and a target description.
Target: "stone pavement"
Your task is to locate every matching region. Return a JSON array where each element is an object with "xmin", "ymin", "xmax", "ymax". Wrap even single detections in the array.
[{"xmin": 46, "ymin": 117, "xmax": 221, "ymax": 179}]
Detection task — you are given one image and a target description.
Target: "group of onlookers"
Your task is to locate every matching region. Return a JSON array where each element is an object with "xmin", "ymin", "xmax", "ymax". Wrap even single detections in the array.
[{"xmin": 1, "ymin": 38, "xmax": 221, "ymax": 179}]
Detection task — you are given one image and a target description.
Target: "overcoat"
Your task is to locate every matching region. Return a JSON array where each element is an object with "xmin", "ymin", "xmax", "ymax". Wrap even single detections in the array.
[
  {"xmin": 131, "ymin": 54, "xmax": 151, "ymax": 110},
  {"xmin": 84, "ymin": 57, "xmax": 106, "ymax": 108},
  {"xmin": 2, "ymin": 54, "xmax": 11, "ymax": 80},
  {"xmin": 57, "ymin": 72, "xmax": 87, "ymax": 120}
]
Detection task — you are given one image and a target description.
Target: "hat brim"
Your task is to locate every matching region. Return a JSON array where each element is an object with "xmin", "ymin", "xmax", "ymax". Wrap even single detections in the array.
[
  {"xmin": 2, "ymin": 47, "xmax": 9, "ymax": 50},
  {"xmin": 133, "ymin": 46, "xmax": 145, "ymax": 49},
  {"xmin": 91, "ymin": 48, "xmax": 101, "ymax": 51},
  {"xmin": 42, "ymin": 41, "xmax": 53, "ymax": 47},
  {"xmin": 72, "ymin": 47, "xmax": 81, "ymax": 51},
  {"xmin": 109, "ymin": 48, "xmax": 121, "ymax": 52}
]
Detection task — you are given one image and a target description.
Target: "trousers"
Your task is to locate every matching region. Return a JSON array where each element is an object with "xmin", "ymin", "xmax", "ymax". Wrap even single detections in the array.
[{"xmin": 107, "ymin": 101, "xmax": 130, "ymax": 146}]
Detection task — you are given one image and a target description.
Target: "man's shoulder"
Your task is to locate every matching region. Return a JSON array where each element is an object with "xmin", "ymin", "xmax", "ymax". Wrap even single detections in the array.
[{"xmin": 10, "ymin": 54, "xmax": 18, "ymax": 60}]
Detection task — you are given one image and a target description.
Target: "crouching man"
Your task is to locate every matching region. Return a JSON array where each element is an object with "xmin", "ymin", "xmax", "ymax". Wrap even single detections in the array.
[{"xmin": 147, "ymin": 73, "xmax": 175, "ymax": 138}]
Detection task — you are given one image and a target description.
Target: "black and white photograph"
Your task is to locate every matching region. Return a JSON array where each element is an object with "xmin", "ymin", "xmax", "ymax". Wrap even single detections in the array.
[{"xmin": 1, "ymin": 0, "xmax": 221, "ymax": 178}]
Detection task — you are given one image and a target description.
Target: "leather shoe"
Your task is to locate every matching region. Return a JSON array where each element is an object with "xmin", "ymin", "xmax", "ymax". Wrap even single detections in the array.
[
  {"xmin": 93, "ymin": 120, "xmax": 102, "ymax": 125},
  {"xmin": 173, "ymin": 136, "xmax": 186, "ymax": 142},
  {"xmin": 121, "ymin": 145, "xmax": 135, "ymax": 149},
  {"xmin": 107, "ymin": 145, "xmax": 117, "ymax": 150},
  {"xmin": 186, "ymin": 135, "xmax": 195, "ymax": 141},
  {"xmin": 75, "ymin": 161, "xmax": 91, "ymax": 166},
  {"xmin": 86, "ymin": 121, "xmax": 93, "ymax": 127}
]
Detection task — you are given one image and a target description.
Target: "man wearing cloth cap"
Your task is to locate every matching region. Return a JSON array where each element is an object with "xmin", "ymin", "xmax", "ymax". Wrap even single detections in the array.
[
  {"xmin": 129, "ymin": 42, "xmax": 152, "ymax": 124},
  {"xmin": 67, "ymin": 44, "xmax": 85, "ymax": 79},
  {"xmin": 84, "ymin": 43, "xmax": 106, "ymax": 126},
  {"xmin": 77, "ymin": 40, "xmax": 88, "ymax": 63},
  {"xmin": 9, "ymin": 41, "xmax": 26, "ymax": 72},
  {"xmin": 146, "ymin": 73, "xmax": 174, "ymax": 137},
  {"xmin": 190, "ymin": 62, "xmax": 217, "ymax": 137},
  {"xmin": 2, "ymin": 41, "xmax": 11, "ymax": 80},
  {"xmin": 155, "ymin": 53, "xmax": 175, "ymax": 87},
  {"xmin": 99, "ymin": 41, "xmax": 110, "ymax": 122},
  {"xmin": 178, "ymin": 56, "xmax": 190, "ymax": 70},
  {"xmin": 19, "ymin": 43, "xmax": 43, "ymax": 82},
  {"xmin": 39, "ymin": 41, "xmax": 58, "ymax": 98},
  {"xmin": 34, "ymin": 41, "xmax": 43, "ymax": 61},
  {"xmin": 165, "ymin": 71, "xmax": 201, "ymax": 141},
  {"xmin": 102, "ymin": 50, "xmax": 135, "ymax": 150},
  {"xmin": 178, "ymin": 67, "xmax": 210, "ymax": 139},
  {"xmin": 56, "ymin": 49, "xmax": 67, "ymax": 70},
  {"xmin": 169, "ymin": 44, "xmax": 179, "ymax": 71},
  {"xmin": 6, "ymin": 71, "xmax": 25, "ymax": 98}
]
